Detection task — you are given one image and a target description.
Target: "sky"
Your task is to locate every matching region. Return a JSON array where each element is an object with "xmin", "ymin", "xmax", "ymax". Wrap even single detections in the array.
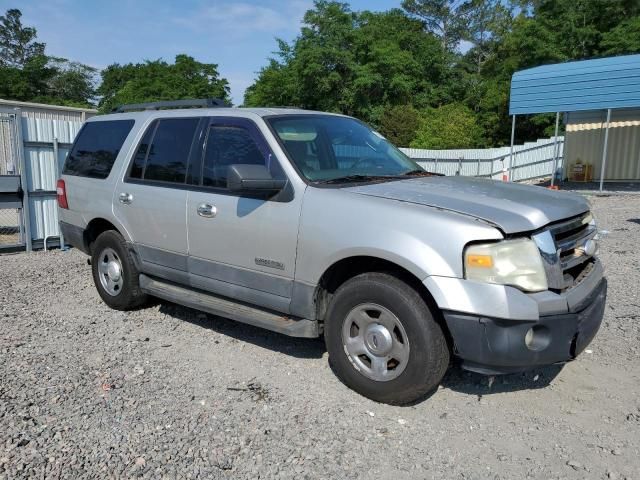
[{"xmin": 2, "ymin": 0, "xmax": 401, "ymax": 105}]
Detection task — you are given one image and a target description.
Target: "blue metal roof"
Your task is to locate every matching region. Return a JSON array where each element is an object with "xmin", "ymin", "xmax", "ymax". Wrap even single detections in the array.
[{"xmin": 509, "ymin": 54, "xmax": 640, "ymax": 115}]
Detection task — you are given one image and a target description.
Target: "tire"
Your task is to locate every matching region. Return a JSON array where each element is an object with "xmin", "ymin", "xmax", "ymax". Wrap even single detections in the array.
[
  {"xmin": 91, "ymin": 230, "xmax": 147, "ymax": 310},
  {"xmin": 324, "ymin": 272, "xmax": 449, "ymax": 405}
]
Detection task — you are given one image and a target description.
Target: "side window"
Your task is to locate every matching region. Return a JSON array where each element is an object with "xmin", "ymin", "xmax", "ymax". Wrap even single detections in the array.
[
  {"xmin": 128, "ymin": 121, "xmax": 156, "ymax": 179},
  {"xmin": 129, "ymin": 118, "xmax": 199, "ymax": 184},
  {"xmin": 63, "ymin": 120, "xmax": 134, "ymax": 179},
  {"xmin": 202, "ymin": 125, "xmax": 268, "ymax": 188}
]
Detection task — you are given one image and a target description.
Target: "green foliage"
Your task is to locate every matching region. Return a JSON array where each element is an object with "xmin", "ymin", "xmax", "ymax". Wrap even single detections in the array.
[
  {"xmin": 378, "ymin": 104, "xmax": 420, "ymax": 146},
  {"xmin": 97, "ymin": 55, "xmax": 231, "ymax": 113},
  {"xmin": 244, "ymin": 2, "xmax": 448, "ymax": 124},
  {"xmin": 601, "ymin": 17, "xmax": 640, "ymax": 55},
  {"xmin": 247, "ymin": 0, "xmax": 640, "ymax": 148},
  {"xmin": 410, "ymin": 103, "xmax": 484, "ymax": 149},
  {"xmin": 0, "ymin": 8, "xmax": 95, "ymax": 107},
  {"xmin": 0, "ymin": 8, "xmax": 44, "ymax": 67},
  {"xmin": 401, "ymin": 0, "xmax": 467, "ymax": 50},
  {"xmin": 527, "ymin": 0, "xmax": 640, "ymax": 59}
]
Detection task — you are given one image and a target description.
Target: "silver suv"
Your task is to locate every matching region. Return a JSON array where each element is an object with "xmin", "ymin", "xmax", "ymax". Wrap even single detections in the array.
[{"xmin": 57, "ymin": 99, "xmax": 606, "ymax": 404}]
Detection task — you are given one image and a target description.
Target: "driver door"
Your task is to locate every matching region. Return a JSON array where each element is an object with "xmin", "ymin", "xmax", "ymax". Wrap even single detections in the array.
[{"xmin": 186, "ymin": 117, "xmax": 303, "ymax": 313}]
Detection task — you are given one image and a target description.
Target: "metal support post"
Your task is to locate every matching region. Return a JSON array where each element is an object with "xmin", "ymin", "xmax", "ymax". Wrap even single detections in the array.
[
  {"xmin": 507, "ymin": 115, "xmax": 516, "ymax": 182},
  {"xmin": 599, "ymin": 109, "xmax": 612, "ymax": 192},
  {"xmin": 551, "ymin": 112, "xmax": 560, "ymax": 187}
]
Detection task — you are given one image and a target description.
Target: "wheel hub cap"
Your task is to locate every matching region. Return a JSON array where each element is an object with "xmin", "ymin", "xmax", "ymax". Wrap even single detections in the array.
[
  {"xmin": 365, "ymin": 324, "xmax": 393, "ymax": 356},
  {"xmin": 97, "ymin": 247, "xmax": 124, "ymax": 297},
  {"xmin": 341, "ymin": 303, "xmax": 410, "ymax": 382},
  {"xmin": 106, "ymin": 261, "xmax": 121, "ymax": 282}
]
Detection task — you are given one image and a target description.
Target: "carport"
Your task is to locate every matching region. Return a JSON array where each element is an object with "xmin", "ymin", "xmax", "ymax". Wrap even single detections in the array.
[{"xmin": 508, "ymin": 54, "xmax": 640, "ymax": 190}]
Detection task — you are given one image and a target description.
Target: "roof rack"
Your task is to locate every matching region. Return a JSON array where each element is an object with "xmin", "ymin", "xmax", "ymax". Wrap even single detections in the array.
[{"xmin": 113, "ymin": 98, "xmax": 230, "ymax": 113}]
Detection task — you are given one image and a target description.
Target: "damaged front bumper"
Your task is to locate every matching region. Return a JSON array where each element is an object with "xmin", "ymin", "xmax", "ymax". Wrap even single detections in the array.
[
  {"xmin": 443, "ymin": 279, "xmax": 606, "ymax": 374},
  {"xmin": 424, "ymin": 259, "xmax": 607, "ymax": 375}
]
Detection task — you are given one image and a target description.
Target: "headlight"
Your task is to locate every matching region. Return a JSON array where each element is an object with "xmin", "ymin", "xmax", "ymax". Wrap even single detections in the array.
[{"xmin": 464, "ymin": 238, "xmax": 548, "ymax": 292}]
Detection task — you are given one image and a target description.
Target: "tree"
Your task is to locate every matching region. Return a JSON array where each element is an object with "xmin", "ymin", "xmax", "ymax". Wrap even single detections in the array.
[
  {"xmin": 401, "ymin": 0, "xmax": 467, "ymax": 51},
  {"xmin": 410, "ymin": 103, "xmax": 484, "ymax": 149},
  {"xmin": 35, "ymin": 59, "xmax": 97, "ymax": 107},
  {"xmin": 245, "ymin": 2, "xmax": 449, "ymax": 124},
  {"xmin": 458, "ymin": 0, "xmax": 512, "ymax": 74},
  {"xmin": 525, "ymin": 0, "xmax": 640, "ymax": 59},
  {"xmin": 97, "ymin": 55, "xmax": 231, "ymax": 112},
  {"xmin": 601, "ymin": 17, "xmax": 640, "ymax": 55},
  {"xmin": 0, "ymin": 8, "xmax": 44, "ymax": 67},
  {"xmin": 247, "ymin": 0, "xmax": 640, "ymax": 148},
  {"xmin": 378, "ymin": 105, "xmax": 421, "ymax": 146},
  {"xmin": 0, "ymin": 8, "xmax": 95, "ymax": 106}
]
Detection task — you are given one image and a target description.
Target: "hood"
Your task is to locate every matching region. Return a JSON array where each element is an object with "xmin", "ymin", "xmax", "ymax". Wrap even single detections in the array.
[{"xmin": 345, "ymin": 176, "xmax": 589, "ymax": 234}]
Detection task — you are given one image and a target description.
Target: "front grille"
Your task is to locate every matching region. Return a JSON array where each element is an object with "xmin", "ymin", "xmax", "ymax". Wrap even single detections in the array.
[{"xmin": 533, "ymin": 212, "xmax": 597, "ymax": 291}]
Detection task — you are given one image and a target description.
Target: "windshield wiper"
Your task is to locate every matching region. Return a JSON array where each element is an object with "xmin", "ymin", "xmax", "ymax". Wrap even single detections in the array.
[
  {"xmin": 314, "ymin": 174, "xmax": 392, "ymax": 185},
  {"xmin": 402, "ymin": 169, "xmax": 440, "ymax": 177}
]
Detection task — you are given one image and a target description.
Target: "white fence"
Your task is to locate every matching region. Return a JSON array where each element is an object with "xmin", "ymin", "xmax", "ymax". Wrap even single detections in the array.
[{"xmin": 400, "ymin": 136, "xmax": 564, "ymax": 182}]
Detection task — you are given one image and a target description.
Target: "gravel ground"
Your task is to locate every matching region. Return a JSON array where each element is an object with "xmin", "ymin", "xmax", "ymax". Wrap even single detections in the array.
[{"xmin": 1, "ymin": 194, "xmax": 639, "ymax": 480}]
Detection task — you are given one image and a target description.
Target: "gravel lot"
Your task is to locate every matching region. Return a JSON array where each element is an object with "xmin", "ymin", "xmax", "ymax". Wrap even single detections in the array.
[{"xmin": 1, "ymin": 193, "xmax": 639, "ymax": 479}]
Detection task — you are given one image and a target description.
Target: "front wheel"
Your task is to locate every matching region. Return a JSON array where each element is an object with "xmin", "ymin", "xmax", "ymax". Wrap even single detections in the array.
[{"xmin": 324, "ymin": 273, "xmax": 449, "ymax": 405}]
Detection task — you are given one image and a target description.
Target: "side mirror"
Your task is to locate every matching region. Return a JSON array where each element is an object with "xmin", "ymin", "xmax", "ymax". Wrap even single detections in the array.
[{"xmin": 226, "ymin": 164, "xmax": 287, "ymax": 193}]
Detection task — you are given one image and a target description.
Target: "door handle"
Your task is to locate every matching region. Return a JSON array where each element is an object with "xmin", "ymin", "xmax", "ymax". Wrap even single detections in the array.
[
  {"xmin": 118, "ymin": 192, "xmax": 133, "ymax": 205},
  {"xmin": 197, "ymin": 203, "xmax": 217, "ymax": 218}
]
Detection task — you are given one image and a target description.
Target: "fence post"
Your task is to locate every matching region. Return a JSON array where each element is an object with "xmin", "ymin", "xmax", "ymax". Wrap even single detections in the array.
[
  {"xmin": 53, "ymin": 137, "xmax": 65, "ymax": 250},
  {"xmin": 433, "ymin": 157, "xmax": 438, "ymax": 174},
  {"xmin": 15, "ymin": 109, "xmax": 32, "ymax": 252},
  {"xmin": 457, "ymin": 156, "xmax": 462, "ymax": 176},
  {"xmin": 476, "ymin": 158, "xmax": 481, "ymax": 177}
]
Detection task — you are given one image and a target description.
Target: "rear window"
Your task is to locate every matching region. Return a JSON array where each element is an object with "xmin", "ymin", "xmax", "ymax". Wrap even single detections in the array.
[{"xmin": 63, "ymin": 120, "xmax": 134, "ymax": 179}]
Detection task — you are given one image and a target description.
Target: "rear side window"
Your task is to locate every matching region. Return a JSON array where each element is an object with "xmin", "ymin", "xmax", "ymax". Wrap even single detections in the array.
[
  {"xmin": 128, "ymin": 118, "xmax": 200, "ymax": 184},
  {"xmin": 63, "ymin": 120, "xmax": 134, "ymax": 179}
]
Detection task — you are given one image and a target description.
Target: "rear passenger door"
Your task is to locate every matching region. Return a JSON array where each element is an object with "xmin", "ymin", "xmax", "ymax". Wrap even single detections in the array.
[
  {"xmin": 114, "ymin": 117, "xmax": 205, "ymax": 284},
  {"xmin": 186, "ymin": 117, "xmax": 301, "ymax": 313}
]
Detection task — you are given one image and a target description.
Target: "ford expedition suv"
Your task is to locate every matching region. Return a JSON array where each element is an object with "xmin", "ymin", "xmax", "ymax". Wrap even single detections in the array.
[{"xmin": 57, "ymin": 99, "xmax": 606, "ymax": 405}]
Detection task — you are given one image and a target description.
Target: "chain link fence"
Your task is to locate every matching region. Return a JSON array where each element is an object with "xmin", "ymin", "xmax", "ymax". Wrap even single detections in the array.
[{"xmin": 0, "ymin": 207, "xmax": 22, "ymax": 247}]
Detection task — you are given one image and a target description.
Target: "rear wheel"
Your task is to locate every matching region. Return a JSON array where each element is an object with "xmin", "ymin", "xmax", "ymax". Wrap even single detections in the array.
[
  {"xmin": 324, "ymin": 272, "xmax": 449, "ymax": 404},
  {"xmin": 91, "ymin": 230, "xmax": 147, "ymax": 310}
]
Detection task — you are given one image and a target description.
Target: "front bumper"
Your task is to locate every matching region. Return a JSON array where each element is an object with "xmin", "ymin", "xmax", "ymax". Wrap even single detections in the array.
[{"xmin": 442, "ymin": 278, "xmax": 607, "ymax": 375}]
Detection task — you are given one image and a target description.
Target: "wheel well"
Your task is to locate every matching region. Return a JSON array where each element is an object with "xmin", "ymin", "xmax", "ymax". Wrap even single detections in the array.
[
  {"xmin": 316, "ymin": 256, "xmax": 435, "ymax": 317},
  {"xmin": 315, "ymin": 256, "xmax": 452, "ymax": 348},
  {"xmin": 84, "ymin": 218, "xmax": 120, "ymax": 253}
]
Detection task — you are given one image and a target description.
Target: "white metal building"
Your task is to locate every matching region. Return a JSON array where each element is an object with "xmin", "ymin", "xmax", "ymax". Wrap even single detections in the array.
[
  {"xmin": 564, "ymin": 108, "xmax": 640, "ymax": 182},
  {"xmin": 0, "ymin": 99, "xmax": 96, "ymax": 251}
]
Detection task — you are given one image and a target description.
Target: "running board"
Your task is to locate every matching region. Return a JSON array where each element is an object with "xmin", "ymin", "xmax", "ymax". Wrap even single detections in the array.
[{"xmin": 139, "ymin": 274, "xmax": 319, "ymax": 338}]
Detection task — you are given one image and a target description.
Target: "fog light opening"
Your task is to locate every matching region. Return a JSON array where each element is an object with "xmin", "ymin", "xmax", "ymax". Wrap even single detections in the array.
[{"xmin": 524, "ymin": 326, "xmax": 551, "ymax": 352}]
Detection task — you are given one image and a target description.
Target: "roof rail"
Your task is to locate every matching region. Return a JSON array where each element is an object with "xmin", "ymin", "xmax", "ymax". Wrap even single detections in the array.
[
  {"xmin": 263, "ymin": 105, "xmax": 305, "ymax": 110},
  {"xmin": 113, "ymin": 98, "xmax": 230, "ymax": 113}
]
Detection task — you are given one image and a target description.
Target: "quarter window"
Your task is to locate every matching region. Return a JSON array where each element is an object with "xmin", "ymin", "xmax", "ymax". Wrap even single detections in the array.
[
  {"xmin": 129, "ymin": 118, "xmax": 200, "ymax": 183},
  {"xmin": 202, "ymin": 125, "xmax": 268, "ymax": 188},
  {"xmin": 63, "ymin": 120, "xmax": 134, "ymax": 179}
]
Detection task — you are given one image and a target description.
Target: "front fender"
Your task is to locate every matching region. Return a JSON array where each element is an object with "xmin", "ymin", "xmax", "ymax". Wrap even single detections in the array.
[{"xmin": 295, "ymin": 187, "xmax": 503, "ymax": 286}]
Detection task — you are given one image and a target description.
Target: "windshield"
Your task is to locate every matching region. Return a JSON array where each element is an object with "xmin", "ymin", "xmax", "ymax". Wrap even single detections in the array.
[{"xmin": 267, "ymin": 115, "xmax": 421, "ymax": 183}]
